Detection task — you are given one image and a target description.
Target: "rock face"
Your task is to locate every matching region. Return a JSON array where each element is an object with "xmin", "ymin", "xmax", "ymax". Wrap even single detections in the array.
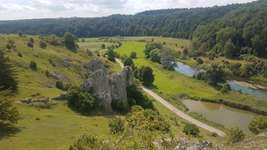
[{"xmin": 81, "ymin": 59, "xmax": 133, "ymax": 112}]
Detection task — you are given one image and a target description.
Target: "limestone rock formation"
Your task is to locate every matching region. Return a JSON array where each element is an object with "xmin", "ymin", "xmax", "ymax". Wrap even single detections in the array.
[{"xmin": 81, "ymin": 59, "xmax": 133, "ymax": 112}]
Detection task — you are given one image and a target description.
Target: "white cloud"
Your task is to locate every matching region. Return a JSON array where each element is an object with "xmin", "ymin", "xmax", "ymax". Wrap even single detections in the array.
[{"xmin": 0, "ymin": 0, "xmax": 256, "ymax": 20}]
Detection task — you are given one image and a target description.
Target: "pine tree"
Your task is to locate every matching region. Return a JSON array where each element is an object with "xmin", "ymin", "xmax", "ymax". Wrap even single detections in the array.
[{"xmin": 0, "ymin": 49, "xmax": 17, "ymax": 91}]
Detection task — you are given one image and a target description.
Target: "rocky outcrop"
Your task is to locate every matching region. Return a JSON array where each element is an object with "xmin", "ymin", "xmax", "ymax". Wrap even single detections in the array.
[{"xmin": 81, "ymin": 59, "xmax": 133, "ymax": 112}]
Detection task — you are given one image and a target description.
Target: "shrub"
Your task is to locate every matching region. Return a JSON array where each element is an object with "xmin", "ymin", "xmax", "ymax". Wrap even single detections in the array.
[
  {"xmin": 126, "ymin": 106, "xmax": 170, "ymax": 132},
  {"xmin": 195, "ymin": 58, "xmax": 204, "ymax": 64},
  {"xmin": 160, "ymin": 49, "xmax": 175, "ymax": 70},
  {"xmin": 55, "ymin": 81, "xmax": 69, "ymax": 91},
  {"xmin": 144, "ymin": 43, "xmax": 162, "ymax": 58},
  {"xmin": 228, "ymin": 128, "xmax": 245, "ymax": 143},
  {"xmin": 29, "ymin": 61, "xmax": 37, "ymax": 71},
  {"xmin": 249, "ymin": 116, "xmax": 267, "ymax": 134},
  {"xmin": 220, "ymin": 83, "xmax": 231, "ymax": 93},
  {"xmin": 205, "ymin": 63, "xmax": 225, "ymax": 86},
  {"xmin": 101, "ymin": 44, "xmax": 106, "ymax": 49},
  {"xmin": 39, "ymin": 40, "xmax": 47, "ymax": 49},
  {"xmin": 66, "ymin": 88, "xmax": 96, "ymax": 114},
  {"xmin": 130, "ymin": 52, "xmax": 137, "ymax": 59},
  {"xmin": 183, "ymin": 123, "xmax": 200, "ymax": 137},
  {"xmin": 109, "ymin": 118, "xmax": 125, "ymax": 134},
  {"xmin": 27, "ymin": 38, "xmax": 34, "ymax": 48},
  {"xmin": 69, "ymin": 134, "xmax": 112, "ymax": 150},
  {"xmin": 127, "ymin": 84, "xmax": 153, "ymax": 109}
]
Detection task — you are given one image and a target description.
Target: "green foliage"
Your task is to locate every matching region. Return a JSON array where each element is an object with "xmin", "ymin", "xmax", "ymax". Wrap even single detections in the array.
[
  {"xmin": 105, "ymin": 48, "xmax": 116, "ymax": 62},
  {"xmin": 123, "ymin": 57, "xmax": 134, "ymax": 68},
  {"xmin": 220, "ymin": 83, "xmax": 231, "ymax": 93},
  {"xmin": 0, "ymin": 50, "xmax": 17, "ymax": 91},
  {"xmin": 101, "ymin": 44, "xmax": 105, "ymax": 49},
  {"xmin": 228, "ymin": 128, "xmax": 245, "ymax": 143},
  {"xmin": 29, "ymin": 61, "xmax": 38, "ymax": 71},
  {"xmin": 127, "ymin": 84, "xmax": 153, "ymax": 109},
  {"xmin": 126, "ymin": 106, "xmax": 170, "ymax": 132},
  {"xmin": 136, "ymin": 66, "xmax": 154, "ymax": 86},
  {"xmin": 193, "ymin": 0, "xmax": 267, "ymax": 58},
  {"xmin": 144, "ymin": 43, "xmax": 162, "ymax": 58},
  {"xmin": 249, "ymin": 116, "xmax": 267, "ymax": 134},
  {"xmin": 66, "ymin": 88, "xmax": 97, "ymax": 114},
  {"xmin": 183, "ymin": 123, "xmax": 200, "ymax": 137},
  {"xmin": 64, "ymin": 32, "xmax": 77, "ymax": 51},
  {"xmin": 109, "ymin": 118, "xmax": 125, "ymax": 134},
  {"xmin": 160, "ymin": 49, "xmax": 175, "ymax": 70},
  {"xmin": 130, "ymin": 51, "xmax": 137, "ymax": 59},
  {"xmin": 149, "ymin": 49, "xmax": 161, "ymax": 63},
  {"xmin": 0, "ymin": 97, "xmax": 19, "ymax": 124},
  {"xmin": 205, "ymin": 64, "xmax": 225, "ymax": 86}
]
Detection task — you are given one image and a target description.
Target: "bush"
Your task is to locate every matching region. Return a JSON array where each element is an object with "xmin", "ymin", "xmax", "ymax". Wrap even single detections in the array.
[
  {"xmin": 195, "ymin": 58, "xmax": 204, "ymax": 64},
  {"xmin": 160, "ymin": 49, "xmax": 175, "ymax": 70},
  {"xmin": 130, "ymin": 52, "xmax": 137, "ymax": 59},
  {"xmin": 127, "ymin": 84, "xmax": 153, "ymax": 109},
  {"xmin": 228, "ymin": 128, "xmax": 245, "ymax": 143},
  {"xmin": 220, "ymin": 83, "xmax": 231, "ymax": 93},
  {"xmin": 249, "ymin": 116, "xmax": 267, "ymax": 134},
  {"xmin": 144, "ymin": 43, "xmax": 162, "ymax": 58},
  {"xmin": 29, "ymin": 61, "xmax": 37, "ymax": 71},
  {"xmin": 205, "ymin": 63, "xmax": 225, "ymax": 86},
  {"xmin": 109, "ymin": 118, "xmax": 125, "ymax": 134},
  {"xmin": 183, "ymin": 123, "xmax": 200, "ymax": 137},
  {"xmin": 27, "ymin": 38, "xmax": 34, "ymax": 48},
  {"xmin": 55, "ymin": 81, "xmax": 69, "ymax": 91},
  {"xmin": 126, "ymin": 106, "xmax": 170, "ymax": 132},
  {"xmin": 66, "ymin": 88, "xmax": 97, "ymax": 114},
  {"xmin": 69, "ymin": 134, "xmax": 112, "ymax": 150},
  {"xmin": 39, "ymin": 40, "xmax": 47, "ymax": 49}
]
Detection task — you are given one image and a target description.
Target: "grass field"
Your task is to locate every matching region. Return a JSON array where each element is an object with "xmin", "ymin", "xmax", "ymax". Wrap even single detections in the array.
[{"xmin": 115, "ymin": 41, "xmax": 267, "ymax": 111}]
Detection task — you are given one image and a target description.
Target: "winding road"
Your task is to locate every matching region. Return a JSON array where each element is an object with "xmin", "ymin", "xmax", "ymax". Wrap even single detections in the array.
[{"xmin": 116, "ymin": 58, "xmax": 226, "ymax": 137}]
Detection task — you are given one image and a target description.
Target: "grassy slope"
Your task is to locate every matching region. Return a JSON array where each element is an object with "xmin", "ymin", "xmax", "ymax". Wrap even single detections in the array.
[
  {"xmin": 0, "ymin": 35, "xmax": 118, "ymax": 150},
  {"xmin": 115, "ymin": 40, "xmax": 267, "ymax": 111}
]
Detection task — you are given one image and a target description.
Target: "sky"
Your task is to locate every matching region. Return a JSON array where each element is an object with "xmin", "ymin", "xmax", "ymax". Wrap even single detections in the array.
[{"xmin": 0, "ymin": 0, "xmax": 256, "ymax": 20}]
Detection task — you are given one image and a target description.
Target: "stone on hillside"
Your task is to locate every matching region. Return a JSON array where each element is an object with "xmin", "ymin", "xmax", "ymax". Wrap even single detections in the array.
[
  {"xmin": 85, "ymin": 58, "xmax": 106, "ymax": 73},
  {"xmin": 47, "ymin": 71, "xmax": 68, "ymax": 81}
]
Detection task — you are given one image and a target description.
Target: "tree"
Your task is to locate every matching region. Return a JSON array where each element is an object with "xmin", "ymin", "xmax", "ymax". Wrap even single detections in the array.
[
  {"xmin": 0, "ymin": 50, "xmax": 17, "ymax": 91},
  {"xmin": 123, "ymin": 57, "xmax": 134, "ymax": 68},
  {"xmin": 0, "ymin": 95, "xmax": 19, "ymax": 125},
  {"xmin": 64, "ymin": 32, "xmax": 77, "ymax": 51},
  {"xmin": 160, "ymin": 49, "xmax": 175, "ymax": 70},
  {"xmin": 137, "ymin": 66, "xmax": 155, "ymax": 86},
  {"xmin": 224, "ymin": 40, "xmax": 238, "ymax": 58},
  {"xmin": 205, "ymin": 64, "xmax": 225, "ymax": 86},
  {"xmin": 149, "ymin": 49, "xmax": 161, "ymax": 63},
  {"xmin": 106, "ymin": 49, "xmax": 116, "ymax": 62},
  {"xmin": 228, "ymin": 128, "xmax": 245, "ymax": 143},
  {"xmin": 144, "ymin": 43, "xmax": 162, "ymax": 58}
]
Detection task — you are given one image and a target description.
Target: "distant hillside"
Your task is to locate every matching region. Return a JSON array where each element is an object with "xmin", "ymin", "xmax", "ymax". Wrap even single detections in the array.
[
  {"xmin": 0, "ymin": 3, "xmax": 240, "ymax": 38},
  {"xmin": 192, "ymin": 0, "xmax": 267, "ymax": 58}
]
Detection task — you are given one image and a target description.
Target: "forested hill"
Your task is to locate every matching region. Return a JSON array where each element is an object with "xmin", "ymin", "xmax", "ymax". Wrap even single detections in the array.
[
  {"xmin": 192, "ymin": 0, "xmax": 267, "ymax": 58},
  {"xmin": 0, "ymin": 3, "xmax": 240, "ymax": 38}
]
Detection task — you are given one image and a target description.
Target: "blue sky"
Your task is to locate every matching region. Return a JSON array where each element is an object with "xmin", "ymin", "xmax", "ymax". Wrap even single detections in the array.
[{"xmin": 0, "ymin": 0, "xmax": 256, "ymax": 20}]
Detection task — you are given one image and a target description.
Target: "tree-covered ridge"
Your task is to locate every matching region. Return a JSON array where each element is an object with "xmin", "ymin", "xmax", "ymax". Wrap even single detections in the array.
[
  {"xmin": 0, "ymin": 3, "xmax": 240, "ymax": 38},
  {"xmin": 192, "ymin": 0, "xmax": 267, "ymax": 58}
]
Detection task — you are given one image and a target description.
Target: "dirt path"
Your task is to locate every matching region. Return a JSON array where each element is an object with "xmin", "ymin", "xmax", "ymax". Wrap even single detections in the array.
[{"xmin": 115, "ymin": 59, "xmax": 226, "ymax": 137}]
